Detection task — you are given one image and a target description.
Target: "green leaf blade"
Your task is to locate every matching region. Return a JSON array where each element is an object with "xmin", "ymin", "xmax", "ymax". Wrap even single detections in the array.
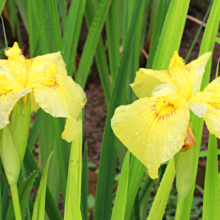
[{"xmin": 32, "ymin": 153, "xmax": 53, "ymax": 220}]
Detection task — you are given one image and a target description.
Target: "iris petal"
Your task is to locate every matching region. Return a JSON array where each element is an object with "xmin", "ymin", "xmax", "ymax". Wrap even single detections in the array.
[
  {"xmin": 0, "ymin": 88, "xmax": 30, "ymax": 129},
  {"xmin": 186, "ymin": 52, "xmax": 211, "ymax": 95},
  {"xmin": 111, "ymin": 94, "xmax": 189, "ymax": 179},
  {"xmin": 188, "ymin": 77, "xmax": 220, "ymax": 138}
]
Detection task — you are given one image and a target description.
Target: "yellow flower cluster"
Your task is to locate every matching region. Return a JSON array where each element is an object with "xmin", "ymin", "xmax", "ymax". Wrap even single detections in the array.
[
  {"xmin": 0, "ymin": 42, "xmax": 86, "ymax": 142},
  {"xmin": 111, "ymin": 51, "xmax": 219, "ymax": 179}
]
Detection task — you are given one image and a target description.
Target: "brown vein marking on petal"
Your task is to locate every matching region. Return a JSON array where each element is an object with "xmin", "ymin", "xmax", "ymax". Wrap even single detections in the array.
[
  {"xmin": 151, "ymin": 97, "xmax": 177, "ymax": 120},
  {"xmin": 47, "ymin": 76, "xmax": 59, "ymax": 89},
  {"xmin": 0, "ymin": 90, "xmax": 12, "ymax": 97},
  {"xmin": 181, "ymin": 125, "xmax": 196, "ymax": 152}
]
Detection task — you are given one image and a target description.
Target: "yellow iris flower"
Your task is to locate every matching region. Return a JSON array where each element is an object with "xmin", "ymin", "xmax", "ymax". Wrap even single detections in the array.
[
  {"xmin": 0, "ymin": 42, "xmax": 86, "ymax": 142},
  {"xmin": 111, "ymin": 51, "xmax": 212, "ymax": 179}
]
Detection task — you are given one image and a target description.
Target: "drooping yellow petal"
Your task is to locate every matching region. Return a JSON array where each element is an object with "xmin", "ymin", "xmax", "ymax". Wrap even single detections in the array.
[
  {"xmin": 111, "ymin": 94, "xmax": 189, "ymax": 179},
  {"xmin": 188, "ymin": 77, "xmax": 220, "ymax": 138},
  {"xmin": 131, "ymin": 69, "xmax": 172, "ymax": 98},
  {"xmin": 0, "ymin": 88, "xmax": 30, "ymax": 129},
  {"xmin": 28, "ymin": 55, "xmax": 86, "ymax": 142},
  {"xmin": 62, "ymin": 118, "xmax": 82, "ymax": 142},
  {"xmin": 186, "ymin": 52, "xmax": 211, "ymax": 95},
  {"xmin": 31, "ymin": 73, "xmax": 85, "ymax": 117}
]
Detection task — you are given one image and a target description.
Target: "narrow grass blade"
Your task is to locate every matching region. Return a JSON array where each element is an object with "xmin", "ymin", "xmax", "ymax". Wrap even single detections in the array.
[
  {"xmin": 38, "ymin": 114, "xmax": 61, "ymax": 205},
  {"xmin": 147, "ymin": 0, "xmax": 160, "ymax": 42},
  {"xmin": 62, "ymin": 0, "xmax": 86, "ymax": 76},
  {"xmin": 0, "ymin": 0, "xmax": 6, "ymax": 14},
  {"xmin": 148, "ymin": 160, "xmax": 175, "ymax": 220},
  {"xmin": 68, "ymin": 118, "xmax": 82, "ymax": 201},
  {"xmin": 152, "ymin": 0, "xmax": 190, "ymax": 70},
  {"xmin": 6, "ymin": 169, "xmax": 39, "ymax": 220},
  {"xmin": 27, "ymin": 110, "xmax": 42, "ymax": 149},
  {"xmin": 216, "ymin": 37, "xmax": 220, "ymax": 44},
  {"xmin": 14, "ymin": 0, "xmax": 28, "ymax": 31},
  {"xmin": 32, "ymin": 153, "xmax": 53, "ymax": 220},
  {"xmin": 24, "ymin": 148, "xmax": 62, "ymax": 220},
  {"xmin": 64, "ymin": 124, "xmax": 83, "ymax": 220},
  {"xmin": 106, "ymin": 0, "xmax": 120, "ymax": 84},
  {"xmin": 146, "ymin": 0, "xmax": 171, "ymax": 68},
  {"xmin": 33, "ymin": 0, "xmax": 62, "ymax": 54},
  {"xmin": 203, "ymin": 134, "xmax": 219, "ymax": 219},
  {"xmin": 81, "ymin": 143, "xmax": 88, "ymax": 220},
  {"xmin": 84, "ymin": 0, "xmax": 112, "ymax": 106},
  {"xmin": 199, "ymin": 149, "xmax": 220, "ymax": 157},
  {"xmin": 57, "ymin": 0, "xmax": 67, "ymax": 30},
  {"xmin": 53, "ymin": 118, "xmax": 70, "ymax": 202},
  {"xmin": 185, "ymin": 0, "xmax": 214, "ymax": 62},
  {"xmin": 94, "ymin": 1, "xmax": 144, "ymax": 219},
  {"xmin": 6, "ymin": 0, "xmax": 17, "ymax": 37},
  {"xmin": 111, "ymin": 152, "xmax": 130, "ymax": 220},
  {"xmin": 1, "ymin": 178, "xmax": 9, "ymax": 220},
  {"xmin": 124, "ymin": 156, "xmax": 146, "ymax": 219},
  {"xmin": 75, "ymin": 0, "xmax": 111, "ymax": 88},
  {"xmin": 139, "ymin": 178, "xmax": 154, "ymax": 220},
  {"xmin": 64, "ymin": 170, "xmax": 82, "ymax": 220},
  {"xmin": 27, "ymin": 0, "xmax": 40, "ymax": 57}
]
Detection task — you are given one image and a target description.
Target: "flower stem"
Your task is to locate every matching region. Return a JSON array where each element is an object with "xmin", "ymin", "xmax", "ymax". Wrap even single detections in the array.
[
  {"xmin": 10, "ymin": 183, "xmax": 22, "ymax": 220},
  {"xmin": 175, "ymin": 196, "xmax": 185, "ymax": 220}
]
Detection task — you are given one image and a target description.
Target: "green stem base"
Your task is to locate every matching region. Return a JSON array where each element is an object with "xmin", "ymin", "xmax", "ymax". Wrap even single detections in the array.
[{"xmin": 10, "ymin": 183, "xmax": 22, "ymax": 220}]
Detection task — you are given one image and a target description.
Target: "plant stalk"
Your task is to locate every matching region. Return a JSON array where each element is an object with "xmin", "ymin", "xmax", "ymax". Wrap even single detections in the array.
[
  {"xmin": 10, "ymin": 183, "xmax": 22, "ymax": 220},
  {"xmin": 175, "ymin": 196, "xmax": 185, "ymax": 220}
]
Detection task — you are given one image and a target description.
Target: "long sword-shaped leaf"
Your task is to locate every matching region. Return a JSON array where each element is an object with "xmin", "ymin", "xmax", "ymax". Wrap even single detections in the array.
[
  {"xmin": 94, "ymin": 1, "xmax": 143, "ymax": 219},
  {"xmin": 84, "ymin": 0, "xmax": 112, "ymax": 106},
  {"xmin": 146, "ymin": 0, "xmax": 171, "ymax": 68},
  {"xmin": 75, "ymin": 0, "xmax": 111, "ymax": 88},
  {"xmin": 81, "ymin": 143, "xmax": 88, "ymax": 220},
  {"xmin": 64, "ymin": 127, "xmax": 83, "ymax": 219},
  {"xmin": 6, "ymin": 169, "xmax": 39, "ymax": 220},
  {"xmin": 14, "ymin": 0, "xmax": 28, "ymax": 31},
  {"xmin": 63, "ymin": 0, "xmax": 86, "ymax": 76},
  {"xmin": 106, "ymin": 0, "xmax": 120, "ymax": 84},
  {"xmin": 24, "ymin": 148, "xmax": 62, "ymax": 220},
  {"xmin": 148, "ymin": 161, "xmax": 175, "ymax": 220},
  {"xmin": 32, "ymin": 154, "xmax": 53, "ymax": 220},
  {"xmin": 0, "ymin": 0, "xmax": 6, "ymax": 14},
  {"xmin": 111, "ymin": 152, "xmax": 130, "ymax": 220},
  {"xmin": 202, "ymin": 134, "xmax": 219, "ymax": 220},
  {"xmin": 27, "ymin": 110, "xmax": 42, "ymax": 149}
]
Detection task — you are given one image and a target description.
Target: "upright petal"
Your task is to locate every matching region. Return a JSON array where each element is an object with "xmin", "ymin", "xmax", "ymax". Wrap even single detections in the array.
[
  {"xmin": 111, "ymin": 93, "xmax": 189, "ymax": 179},
  {"xmin": 4, "ymin": 42, "xmax": 29, "ymax": 86},
  {"xmin": 28, "ymin": 52, "xmax": 67, "ymax": 80},
  {"xmin": 131, "ymin": 69, "xmax": 172, "ymax": 98},
  {"xmin": 0, "ymin": 89, "xmax": 30, "ymax": 129},
  {"xmin": 186, "ymin": 52, "xmax": 211, "ymax": 95}
]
